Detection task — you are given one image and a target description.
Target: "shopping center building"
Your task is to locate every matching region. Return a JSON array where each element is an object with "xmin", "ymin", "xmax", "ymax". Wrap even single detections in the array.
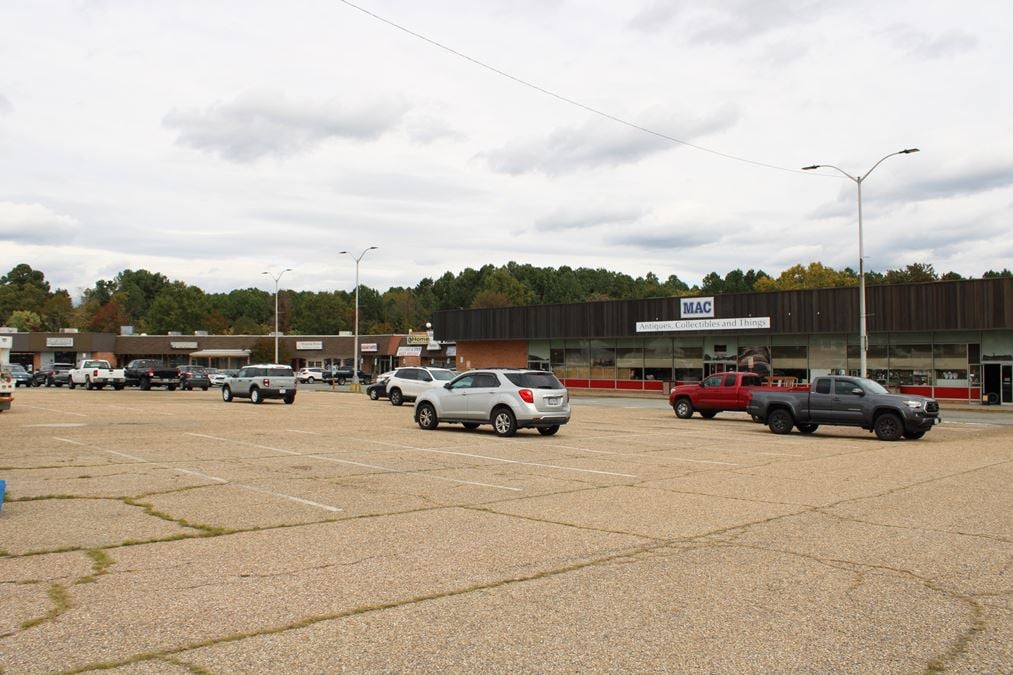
[{"xmin": 433, "ymin": 277, "xmax": 1013, "ymax": 404}]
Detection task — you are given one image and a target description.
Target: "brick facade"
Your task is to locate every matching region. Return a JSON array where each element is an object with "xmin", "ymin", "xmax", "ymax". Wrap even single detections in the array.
[{"xmin": 455, "ymin": 340, "xmax": 527, "ymax": 371}]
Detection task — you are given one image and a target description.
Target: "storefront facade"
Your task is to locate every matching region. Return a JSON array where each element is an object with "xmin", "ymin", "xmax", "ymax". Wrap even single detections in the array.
[{"xmin": 433, "ymin": 278, "xmax": 1013, "ymax": 404}]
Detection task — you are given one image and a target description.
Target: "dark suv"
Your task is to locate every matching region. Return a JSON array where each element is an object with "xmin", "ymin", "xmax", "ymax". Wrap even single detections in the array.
[
  {"xmin": 177, "ymin": 365, "xmax": 211, "ymax": 391},
  {"xmin": 42, "ymin": 363, "xmax": 75, "ymax": 387}
]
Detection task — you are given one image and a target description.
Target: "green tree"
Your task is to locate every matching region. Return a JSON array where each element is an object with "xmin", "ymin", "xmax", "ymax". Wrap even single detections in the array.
[
  {"xmin": 5, "ymin": 309, "xmax": 42, "ymax": 331},
  {"xmin": 0, "ymin": 263, "xmax": 51, "ymax": 320},
  {"xmin": 144, "ymin": 282, "xmax": 210, "ymax": 334},
  {"xmin": 982, "ymin": 268, "xmax": 1012, "ymax": 278}
]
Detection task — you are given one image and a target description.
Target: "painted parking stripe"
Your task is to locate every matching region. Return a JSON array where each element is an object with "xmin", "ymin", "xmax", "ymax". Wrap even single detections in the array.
[
  {"xmin": 400, "ymin": 446, "xmax": 638, "ymax": 478},
  {"xmin": 54, "ymin": 437, "xmax": 343, "ymax": 513},
  {"xmin": 185, "ymin": 432, "xmax": 522, "ymax": 492},
  {"xmin": 551, "ymin": 443, "xmax": 740, "ymax": 466},
  {"xmin": 19, "ymin": 404, "xmax": 87, "ymax": 417}
]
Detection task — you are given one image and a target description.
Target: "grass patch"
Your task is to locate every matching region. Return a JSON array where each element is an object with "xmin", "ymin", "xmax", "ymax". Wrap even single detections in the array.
[
  {"xmin": 20, "ymin": 583, "xmax": 71, "ymax": 630},
  {"xmin": 77, "ymin": 549, "xmax": 115, "ymax": 584}
]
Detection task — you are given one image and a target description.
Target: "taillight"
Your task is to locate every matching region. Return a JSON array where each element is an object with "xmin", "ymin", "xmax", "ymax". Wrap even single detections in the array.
[
  {"xmin": 262, "ymin": 378, "xmax": 271, "ymax": 387},
  {"xmin": 519, "ymin": 388, "xmax": 534, "ymax": 403},
  {"xmin": 93, "ymin": 369, "xmax": 99, "ymax": 376},
  {"xmin": 147, "ymin": 369, "xmax": 154, "ymax": 376}
]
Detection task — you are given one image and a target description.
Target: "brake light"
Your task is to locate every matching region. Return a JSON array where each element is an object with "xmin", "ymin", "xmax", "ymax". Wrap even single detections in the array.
[
  {"xmin": 93, "ymin": 369, "xmax": 99, "ymax": 376},
  {"xmin": 262, "ymin": 378, "xmax": 271, "ymax": 387},
  {"xmin": 147, "ymin": 369, "xmax": 154, "ymax": 377},
  {"xmin": 519, "ymin": 388, "xmax": 534, "ymax": 403}
]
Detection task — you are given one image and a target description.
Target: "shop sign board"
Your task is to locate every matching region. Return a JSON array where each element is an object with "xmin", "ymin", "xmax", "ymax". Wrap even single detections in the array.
[
  {"xmin": 396, "ymin": 346, "xmax": 423, "ymax": 357},
  {"xmin": 636, "ymin": 317, "xmax": 771, "ymax": 332},
  {"xmin": 46, "ymin": 337, "xmax": 75, "ymax": 348},
  {"xmin": 680, "ymin": 296, "xmax": 715, "ymax": 318},
  {"xmin": 170, "ymin": 341, "xmax": 198, "ymax": 349},
  {"xmin": 406, "ymin": 334, "xmax": 429, "ymax": 345},
  {"xmin": 296, "ymin": 341, "xmax": 323, "ymax": 351},
  {"xmin": 360, "ymin": 343, "xmax": 378, "ymax": 353}
]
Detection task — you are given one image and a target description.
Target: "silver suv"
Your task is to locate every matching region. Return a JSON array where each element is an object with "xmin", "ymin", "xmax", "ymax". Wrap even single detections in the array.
[
  {"xmin": 414, "ymin": 369, "xmax": 570, "ymax": 437},
  {"xmin": 222, "ymin": 364, "xmax": 297, "ymax": 404},
  {"xmin": 385, "ymin": 366, "xmax": 456, "ymax": 406}
]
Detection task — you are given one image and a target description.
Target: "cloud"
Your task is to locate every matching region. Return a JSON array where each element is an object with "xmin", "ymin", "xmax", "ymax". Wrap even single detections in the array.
[
  {"xmin": 887, "ymin": 26, "xmax": 978, "ymax": 59},
  {"xmin": 535, "ymin": 205, "xmax": 643, "ymax": 232},
  {"xmin": 0, "ymin": 94, "xmax": 11, "ymax": 115},
  {"xmin": 164, "ymin": 91, "xmax": 409, "ymax": 162},
  {"xmin": 628, "ymin": 0, "xmax": 834, "ymax": 42},
  {"xmin": 404, "ymin": 113, "xmax": 465, "ymax": 144},
  {"xmin": 0, "ymin": 202, "xmax": 80, "ymax": 244},
  {"xmin": 483, "ymin": 104, "xmax": 739, "ymax": 175},
  {"xmin": 901, "ymin": 162, "xmax": 1013, "ymax": 201}
]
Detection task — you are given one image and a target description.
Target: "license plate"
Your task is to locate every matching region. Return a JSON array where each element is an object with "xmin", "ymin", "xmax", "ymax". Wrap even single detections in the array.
[
  {"xmin": 280, "ymin": 389, "xmax": 287, "ymax": 394},
  {"xmin": 547, "ymin": 397, "xmax": 561, "ymax": 405}
]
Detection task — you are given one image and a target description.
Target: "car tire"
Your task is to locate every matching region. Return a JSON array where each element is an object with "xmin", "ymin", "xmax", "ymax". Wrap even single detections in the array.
[
  {"xmin": 307, "ymin": 377, "xmax": 315, "ymax": 383},
  {"xmin": 389, "ymin": 388, "xmax": 403, "ymax": 406},
  {"xmin": 222, "ymin": 386, "xmax": 233, "ymax": 402},
  {"xmin": 140, "ymin": 377, "xmax": 151, "ymax": 391},
  {"xmin": 114, "ymin": 384, "xmax": 124, "ymax": 391},
  {"xmin": 250, "ymin": 387, "xmax": 263, "ymax": 404},
  {"xmin": 69, "ymin": 379, "xmax": 77, "ymax": 390},
  {"xmin": 537, "ymin": 425, "xmax": 560, "ymax": 436},
  {"xmin": 416, "ymin": 402, "xmax": 439, "ymax": 430},
  {"xmin": 674, "ymin": 398, "xmax": 694, "ymax": 419},
  {"xmin": 202, "ymin": 385, "xmax": 209, "ymax": 391},
  {"xmin": 168, "ymin": 385, "xmax": 177, "ymax": 391},
  {"xmin": 902, "ymin": 430, "xmax": 925, "ymax": 440},
  {"xmin": 284, "ymin": 392, "xmax": 296, "ymax": 405},
  {"xmin": 337, "ymin": 377, "xmax": 347, "ymax": 385},
  {"xmin": 86, "ymin": 378, "xmax": 95, "ymax": 390},
  {"xmin": 492, "ymin": 407, "xmax": 518, "ymax": 437},
  {"xmin": 796, "ymin": 423, "xmax": 819, "ymax": 434},
  {"xmin": 874, "ymin": 413, "xmax": 903, "ymax": 441},
  {"xmin": 699, "ymin": 410, "xmax": 717, "ymax": 419},
  {"xmin": 768, "ymin": 409, "xmax": 794, "ymax": 435},
  {"xmin": 368, "ymin": 388, "xmax": 380, "ymax": 400},
  {"xmin": 462, "ymin": 422, "xmax": 480, "ymax": 430}
]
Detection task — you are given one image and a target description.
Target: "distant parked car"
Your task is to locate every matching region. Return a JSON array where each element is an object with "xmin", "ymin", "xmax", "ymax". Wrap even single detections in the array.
[
  {"xmin": 297, "ymin": 367, "xmax": 327, "ymax": 383},
  {"xmin": 366, "ymin": 370, "xmax": 395, "ymax": 400},
  {"xmin": 414, "ymin": 368, "xmax": 571, "ymax": 437},
  {"xmin": 8, "ymin": 364, "xmax": 32, "ymax": 387},
  {"xmin": 384, "ymin": 367, "xmax": 456, "ymax": 406},
  {"xmin": 206, "ymin": 368, "xmax": 229, "ymax": 387},
  {"xmin": 42, "ymin": 363, "xmax": 75, "ymax": 387},
  {"xmin": 222, "ymin": 364, "xmax": 297, "ymax": 404},
  {"xmin": 177, "ymin": 365, "xmax": 211, "ymax": 391}
]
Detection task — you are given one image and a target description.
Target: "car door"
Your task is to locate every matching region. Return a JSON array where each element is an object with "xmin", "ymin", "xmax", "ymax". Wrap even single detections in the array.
[
  {"xmin": 806, "ymin": 377, "xmax": 837, "ymax": 422},
  {"xmin": 832, "ymin": 378, "xmax": 867, "ymax": 425},
  {"xmin": 409, "ymin": 369, "xmax": 433, "ymax": 398},
  {"xmin": 440, "ymin": 374, "xmax": 475, "ymax": 418},
  {"xmin": 697, "ymin": 374, "xmax": 724, "ymax": 408},
  {"xmin": 464, "ymin": 372, "xmax": 501, "ymax": 420}
]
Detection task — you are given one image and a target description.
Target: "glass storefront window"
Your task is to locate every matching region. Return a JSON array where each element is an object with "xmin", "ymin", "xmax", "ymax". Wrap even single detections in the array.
[
  {"xmin": 589, "ymin": 340, "xmax": 616, "ymax": 380},
  {"xmin": 550, "ymin": 342, "xmax": 565, "ymax": 380},
  {"xmin": 528, "ymin": 340, "xmax": 550, "ymax": 371},
  {"xmin": 933, "ymin": 344, "xmax": 967, "ymax": 386},
  {"xmin": 810, "ymin": 335, "xmax": 847, "ymax": 378},
  {"xmin": 888, "ymin": 343, "xmax": 932, "ymax": 386},
  {"xmin": 564, "ymin": 340, "xmax": 590, "ymax": 379},
  {"xmin": 643, "ymin": 338, "xmax": 672, "ymax": 382},
  {"xmin": 673, "ymin": 344, "xmax": 703, "ymax": 382},
  {"xmin": 849, "ymin": 342, "xmax": 889, "ymax": 382},
  {"xmin": 616, "ymin": 340, "xmax": 644, "ymax": 380},
  {"xmin": 770, "ymin": 344, "xmax": 807, "ymax": 383},
  {"xmin": 738, "ymin": 346, "xmax": 771, "ymax": 378}
]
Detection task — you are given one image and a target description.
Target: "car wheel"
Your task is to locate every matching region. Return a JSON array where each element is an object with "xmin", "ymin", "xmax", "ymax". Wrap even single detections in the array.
[
  {"xmin": 874, "ymin": 413, "xmax": 903, "ymax": 441},
  {"xmin": 492, "ymin": 407, "xmax": 518, "ymax": 437},
  {"xmin": 767, "ymin": 409, "xmax": 794, "ymax": 435},
  {"xmin": 417, "ymin": 402, "xmax": 439, "ymax": 430},
  {"xmin": 250, "ymin": 387, "xmax": 263, "ymax": 404},
  {"xmin": 674, "ymin": 398, "xmax": 694, "ymax": 419},
  {"xmin": 202, "ymin": 385, "xmax": 209, "ymax": 391},
  {"xmin": 140, "ymin": 377, "xmax": 151, "ymax": 391},
  {"xmin": 307, "ymin": 377, "xmax": 315, "ymax": 383},
  {"xmin": 537, "ymin": 425, "xmax": 560, "ymax": 436},
  {"xmin": 85, "ymin": 378, "xmax": 94, "ymax": 390},
  {"xmin": 389, "ymin": 388, "xmax": 403, "ymax": 406},
  {"xmin": 462, "ymin": 422, "xmax": 480, "ymax": 430},
  {"xmin": 699, "ymin": 410, "xmax": 717, "ymax": 419},
  {"xmin": 337, "ymin": 377, "xmax": 347, "ymax": 385},
  {"xmin": 368, "ymin": 388, "xmax": 380, "ymax": 400},
  {"xmin": 284, "ymin": 392, "xmax": 296, "ymax": 405},
  {"xmin": 69, "ymin": 378, "xmax": 77, "ymax": 390},
  {"xmin": 796, "ymin": 423, "xmax": 819, "ymax": 434},
  {"xmin": 222, "ymin": 386, "xmax": 233, "ymax": 402},
  {"xmin": 902, "ymin": 430, "xmax": 925, "ymax": 440},
  {"xmin": 167, "ymin": 385, "xmax": 177, "ymax": 391},
  {"xmin": 114, "ymin": 384, "xmax": 124, "ymax": 390}
]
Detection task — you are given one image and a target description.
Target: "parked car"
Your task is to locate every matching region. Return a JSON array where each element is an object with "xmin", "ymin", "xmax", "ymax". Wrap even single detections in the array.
[
  {"xmin": 366, "ymin": 370, "xmax": 395, "ymax": 401},
  {"xmin": 177, "ymin": 365, "xmax": 211, "ymax": 391},
  {"xmin": 385, "ymin": 367, "xmax": 456, "ymax": 406},
  {"xmin": 669, "ymin": 371, "xmax": 804, "ymax": 419},
  {"xmin": 222, "ymin": 364, "xmax": 297, "ymax": 404},
  {"xmin": 414, "ymin": 368, "xmax": 571, "ymax": 437},
  {"xmin": 8, "ymin": 364, "xmax": 32, "ymax": 387},
  {"xmin": 207, "ymin": 368, "xmax": 232, "ymax": 387},
  {"xmin": 0, "ymin": 366, "xmax": 13, "ymax": 412},
  {"xmin": 124, "ymin": 359, "xmax": 182, "ymax": 390},
  {"xmin": 68, "ymin": 359, "xmax": 126, "ymax": 390},
  {"xmin": 329, "ymin": 366, "xmax": 372, "ymax": 385},
  {"xmin": 42, "ymin": 363, "xmax": 75, "ymax": 387},
  {"xmin": 297, "ymin": 367, "xmax": 327, "ymax": 384},
  {"xmin": 747, "ymin": 376, "xmax": 941, "ymax": 441}
]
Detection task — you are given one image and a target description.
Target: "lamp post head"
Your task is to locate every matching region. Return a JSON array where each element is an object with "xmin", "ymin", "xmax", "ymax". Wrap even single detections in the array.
[
  {"xmin": 900, "ymin": 148, "xmax": 919, "ymax": 154},
  {"xmin": 801, "ymin": 164, "xmax": 821, "ymax": 171}
]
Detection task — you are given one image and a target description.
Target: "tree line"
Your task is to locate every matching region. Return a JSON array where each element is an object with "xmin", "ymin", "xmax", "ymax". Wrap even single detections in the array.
[{"xmin": 1, "ymin": 262, "xmax": 1010, "ymax": 336}]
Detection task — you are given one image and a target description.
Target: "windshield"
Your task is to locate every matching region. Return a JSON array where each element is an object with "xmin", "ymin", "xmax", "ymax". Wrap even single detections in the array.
[
  {"xmin": 431, "ymin": 370, "xmax": 455, "ymax": 381},
  {"xmin": 505, "ymin": 372, "xmax": 564, "ymax": 389},
  {"xmin": 11, "ymin": 364, "xmax": 26, "ymax": 373},
  {"xmin": 855, "ymin": 378, "xmax": 888, "ymax": 394}
]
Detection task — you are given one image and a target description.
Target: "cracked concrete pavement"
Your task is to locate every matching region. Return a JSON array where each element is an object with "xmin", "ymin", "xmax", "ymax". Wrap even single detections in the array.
[{"xmin": 1, "ymin": 387, "xmax": 1010, "ymax": 673}]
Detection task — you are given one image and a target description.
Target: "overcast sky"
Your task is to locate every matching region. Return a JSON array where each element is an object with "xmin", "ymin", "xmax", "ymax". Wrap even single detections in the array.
[{"xmin": 2, "ymin": 0, "xmax": 1011, "ymax": 301}]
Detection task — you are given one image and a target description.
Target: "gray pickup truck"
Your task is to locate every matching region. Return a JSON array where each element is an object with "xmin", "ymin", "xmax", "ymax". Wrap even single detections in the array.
[{"xmin": 747, "ymin": 376, "xmax": 941, "ymax": 441}]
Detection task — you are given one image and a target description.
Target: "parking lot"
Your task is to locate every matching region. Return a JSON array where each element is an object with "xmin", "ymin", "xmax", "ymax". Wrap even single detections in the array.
[{"xmin": 1, "ymin": 387, "xmax": 1011, "ymax": 673}]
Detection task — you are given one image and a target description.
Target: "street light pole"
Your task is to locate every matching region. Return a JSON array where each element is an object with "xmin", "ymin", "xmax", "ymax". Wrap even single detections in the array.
[
  {"xmin": 261, "ymin": 268, "xmax": 292, "ymax": 363},
  {"xmin": 802, "ymin": 148, "xmax": 919, "ymax": 379},
  {"xmin": 339, "ymin": 247, "xmax": 378, "ymax": 392}
]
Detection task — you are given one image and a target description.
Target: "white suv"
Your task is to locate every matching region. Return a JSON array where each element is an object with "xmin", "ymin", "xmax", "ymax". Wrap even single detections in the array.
[
  {"xmin": 385, "ymin": 367, "xmax": 455, "ymax": 406},
  {"xmin": 414, "ymin": 369, "xmax": 570, "ymax": 437},
  {"xmin": 223, "ymin": 364, "xmax": 297, "ymax": 404}
]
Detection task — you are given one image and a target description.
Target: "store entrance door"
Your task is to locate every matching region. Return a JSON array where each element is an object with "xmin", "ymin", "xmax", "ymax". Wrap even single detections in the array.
[{"xmin": 982, "ymin": 363, "xmax": 1012, "ymax": 404}]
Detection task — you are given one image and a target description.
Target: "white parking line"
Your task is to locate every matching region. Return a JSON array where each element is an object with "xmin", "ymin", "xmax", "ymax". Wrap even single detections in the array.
[
  {"xmin": 550, "ymin": 443, "xmax": 740, "ymax": 466},
  {"xmin": 105, "ymin": 405, "xmax": 174, "ymax": 416},
  {"xmin": 53, "ymin": 437, "xmax": 343, "ymax": 512},
  {"xmin": 19, "ymin": 404, "xmax": 87, "ymax": 417},
  {"xmin": 403, "ymin": 447, "xmax": 638, "ymax": 478},
  {"xmin": 185, "ymin": 432, "xmax": 522, "ymax": 492}
]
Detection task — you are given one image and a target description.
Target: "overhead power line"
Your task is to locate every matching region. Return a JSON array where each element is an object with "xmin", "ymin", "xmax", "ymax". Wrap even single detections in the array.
[{"xmin": 337, "ymin": 0, "xmax": 811, "ymax": 175}]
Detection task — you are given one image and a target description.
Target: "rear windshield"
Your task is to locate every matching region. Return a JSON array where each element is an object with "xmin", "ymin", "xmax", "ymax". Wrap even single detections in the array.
[
  {"xmin": 505, "ymin": 372, "xmax": 564, "ymax": 389},
  {"xmin": 431, "ymin": 370, "xmax": 455, "ymax": 381}
]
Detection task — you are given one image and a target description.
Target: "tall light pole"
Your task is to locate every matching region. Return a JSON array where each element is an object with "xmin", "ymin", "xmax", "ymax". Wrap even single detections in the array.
[
  {"xmin": 803, "ymin": 148, "xmax": 919, "ymax": 379},
  {"xmin": 261, "ymin": 268, "xmax": 292, "ymax": 363},
  {"xmin": 339, "ymin": 247, "xmax": 377, "ymax": 392}
]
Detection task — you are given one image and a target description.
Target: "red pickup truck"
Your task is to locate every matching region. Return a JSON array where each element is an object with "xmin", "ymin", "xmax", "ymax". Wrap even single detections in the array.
[{"xmin": 669, "ymin": 371, "xmax": 804, "ymax": 419}]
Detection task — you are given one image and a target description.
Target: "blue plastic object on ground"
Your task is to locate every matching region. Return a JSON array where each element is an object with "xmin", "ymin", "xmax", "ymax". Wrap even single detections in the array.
[{"xmin": 0, "ymin": 479, "xmax": 5, "ymax": 512}]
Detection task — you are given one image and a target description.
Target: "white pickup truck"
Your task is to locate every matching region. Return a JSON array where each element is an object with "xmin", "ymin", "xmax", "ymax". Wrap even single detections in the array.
[{"xmin": 68, "ymin": 359, "xmax": 126, "ymax": 390}]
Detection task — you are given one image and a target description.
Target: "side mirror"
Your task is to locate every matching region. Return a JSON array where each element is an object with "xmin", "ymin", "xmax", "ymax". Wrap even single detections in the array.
[
  {"xmin": 851, "ymin": 387, "xmax": 865, "ymax": 396},
  {"xmin": 444, "ymin": 382, "xmax": 452, "ymax": 389}
]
